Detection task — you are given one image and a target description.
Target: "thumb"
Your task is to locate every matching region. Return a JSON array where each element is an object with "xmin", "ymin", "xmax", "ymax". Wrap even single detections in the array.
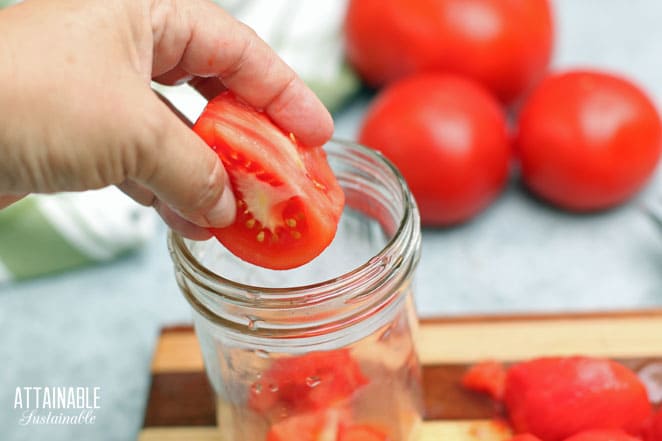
[{"xmin": 133, "ymin": 95, "xmax": 236, "ymax": 229}]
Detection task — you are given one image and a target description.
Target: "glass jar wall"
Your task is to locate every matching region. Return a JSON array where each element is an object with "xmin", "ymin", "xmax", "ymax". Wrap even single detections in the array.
[{"xmin": 168, "ymin": 140, "xmax": 423, "ymax": 441}]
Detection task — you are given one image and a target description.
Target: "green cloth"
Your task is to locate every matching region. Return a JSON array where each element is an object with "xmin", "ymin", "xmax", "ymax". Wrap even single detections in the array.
[
  {"xmin": 309, "ymin": 63, "xmax": 361, "ymax": 114},
  {"xmin": 0, "ymin": 189, "xmax": 156, "ymax": 283},
  {"xmin": 0, "ymin": 198, "xmax": 89, "ymax": 279}
]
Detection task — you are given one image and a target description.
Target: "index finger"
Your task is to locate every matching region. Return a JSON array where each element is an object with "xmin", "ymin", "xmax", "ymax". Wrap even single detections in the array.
[{"xmin": 150, "ymin": 0, "xmax": 334, "ymax": 147}]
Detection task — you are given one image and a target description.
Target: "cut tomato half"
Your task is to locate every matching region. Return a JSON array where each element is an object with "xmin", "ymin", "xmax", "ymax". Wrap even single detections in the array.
[{"xmin": 193, "ymin": 92, "xmax": 344, "ymax": 270}]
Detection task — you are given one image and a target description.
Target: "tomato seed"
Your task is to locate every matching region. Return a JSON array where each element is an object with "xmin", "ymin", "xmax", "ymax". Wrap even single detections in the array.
[
  {"xmin": 256, "ymin": 231, "xmax": 265, "ymax": 242},
  {"xmin": 286, "ymin": 218, "xmax": 297, "ymax": 228},
  {"xmin": 245, "ymin": 219, "xmax": 256, "ymax": 229}
]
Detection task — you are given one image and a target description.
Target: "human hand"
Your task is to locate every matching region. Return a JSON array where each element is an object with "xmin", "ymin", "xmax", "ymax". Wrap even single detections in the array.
[{"xmin": 0, "ymin": 0, "xmax": 333, "ymax": 239}]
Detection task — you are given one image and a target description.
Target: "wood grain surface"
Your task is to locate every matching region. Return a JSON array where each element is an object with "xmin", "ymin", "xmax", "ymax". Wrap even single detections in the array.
[{"xmin": 139, "ymin": 309, "xmax": 662, "ymax": 441}]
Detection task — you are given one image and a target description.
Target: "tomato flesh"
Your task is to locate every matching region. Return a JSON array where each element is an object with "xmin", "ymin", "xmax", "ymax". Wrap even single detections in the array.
[
  {"xmin": 563, "ymin": 429, "xmax": 643, "ymax": 441},
  {"xmin": 462, "ymin": 360, "xmax": 507, "ymax": 401},
  {"xmin": 509, "ymin": 434, "xmax": 544, "ymax": 441},
  {"xmin": 504, "ymin": 357, "xmax": 652, "ymax": 441},
  {"xmin": 338, "ymin": 425, "xmax": 390, "ymax": 441},
  {"xmin": 250, "ymin": 349, "xmax": 369, "ymax": 415},
  {"xmin": 266, "ymin": 409, "xmax": 389, "ymax": 441},
  {"xmin": 193, "ymin": 92, "xmax": 344, "ymax": 270},
  {"xmin": 644, "ymin": 409, "xmax": 662, "ymax": 441}
]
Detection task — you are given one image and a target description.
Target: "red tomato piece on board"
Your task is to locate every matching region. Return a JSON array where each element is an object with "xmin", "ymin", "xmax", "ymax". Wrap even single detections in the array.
[
  {"xmin": 250, "ymin": 349, "xmax": 369, "ymax": 415},
  {"xmin": 504, "ymin": 357, "xmax": 652, "ymax": 441},
  {"xmin": 193, "ymin": 91, "xmax": 344, "ymax": 270},
  {"xmin": 462, "ymin": 360, "xmax": 507, "ymax": 401},
  {"xmin": 517, "ymin": 70, "xmax": 662, "ymax": 212}
]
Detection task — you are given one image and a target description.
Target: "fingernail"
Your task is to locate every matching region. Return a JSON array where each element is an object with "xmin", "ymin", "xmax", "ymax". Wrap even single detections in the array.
[{"xmin": 205, "ymin": 185, "xmax": 236, "ymax": 228}]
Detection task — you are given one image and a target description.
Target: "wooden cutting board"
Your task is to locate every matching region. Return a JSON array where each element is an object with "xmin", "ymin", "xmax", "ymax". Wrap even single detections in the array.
[{"xmin": 138, "ymin": 310, "xmax": 662, "ymax": 441}]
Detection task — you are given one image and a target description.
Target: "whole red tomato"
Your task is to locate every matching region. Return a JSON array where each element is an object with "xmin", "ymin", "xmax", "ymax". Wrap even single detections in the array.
[
  {"xmin": 344, "ymin": 0, "xmax": 554, "ymax": 103},
  {"xmin": 517, "ymin": 70, "xmax": 662, "ymax": 211},
  {"xmin": 359, "ymin": 74, "xmax": 511, "ymax": 226},
  {"xmin": 504, "ymin": 357, "xmax": 652, "ymax": 441}
]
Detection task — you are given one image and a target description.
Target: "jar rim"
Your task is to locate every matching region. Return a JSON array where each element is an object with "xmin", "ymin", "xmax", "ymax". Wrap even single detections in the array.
[{"xmin": 168, "ymin": 139, "xmax": 420, "ymax": 310}]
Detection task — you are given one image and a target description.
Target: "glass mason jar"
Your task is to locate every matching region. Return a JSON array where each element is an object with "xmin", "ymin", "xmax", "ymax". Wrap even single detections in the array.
[{"xmin": 168, "ymin": 140, "xmax": 423, "ymax": 441}]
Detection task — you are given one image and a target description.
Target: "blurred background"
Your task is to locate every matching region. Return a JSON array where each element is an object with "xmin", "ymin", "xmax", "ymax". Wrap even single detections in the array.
[{"xmin": 1, "ymin": 0, "xmax": 662, "ymax": 440}]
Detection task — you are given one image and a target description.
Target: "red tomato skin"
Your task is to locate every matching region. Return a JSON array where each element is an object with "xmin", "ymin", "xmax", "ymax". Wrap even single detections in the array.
[
  {"xmin": 643, "ymin": 409, "xmax": 662, "ymax": 441},
  {"xmin": 563, "ymin": 429, "xmax": 643, "ymax": 441},
  {"xmin": 517, "ymin": 70, "xmax": 662, "ymax": 212},
  {"xmin": 509, "ymin": 434, "xmax": 544, "ymax": 441},
  {"xmin": 358, "ymin": 74, "xmax": 511, "ymax": 226},
  {"xmin": 462, "ymin": 360, "xmax": 507, "ymax": 401},
  {"xmin": 344, "ymin": 0, "xmax": 553, "ymax": 103},
  {"xmin": 504, "ymin": 357, "xmax": 652, "ymax": 441}
]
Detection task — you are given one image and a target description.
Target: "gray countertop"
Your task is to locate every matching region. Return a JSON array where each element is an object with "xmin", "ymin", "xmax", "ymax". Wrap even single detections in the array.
[{"xmin": 2, "ymin": 1, "xmax": 662, "ymax": 440}]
